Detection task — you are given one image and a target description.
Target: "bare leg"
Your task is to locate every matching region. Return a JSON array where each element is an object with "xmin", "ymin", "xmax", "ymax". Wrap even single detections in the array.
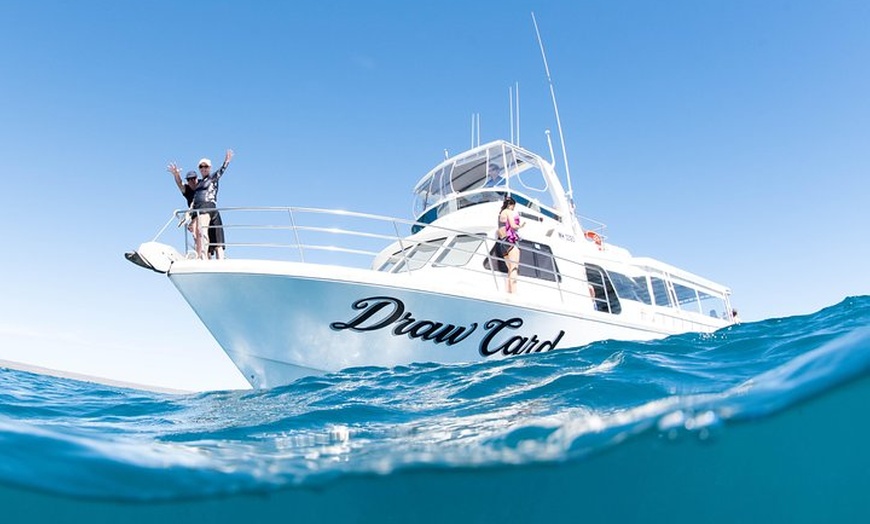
[
  {"xmin": 505, "ymin": 245, "xmax": 520, "ymax": 293},
  {"xmin": 191, "ymin": 218, "xmax": 202, "ymax": 258},
  {"xmin": 196, "ymin": 214, "xmax": 211, "ymax": 259},
  {"xmin": 187, "ymin": 220, "xmax": 196, "ymax": 256}
]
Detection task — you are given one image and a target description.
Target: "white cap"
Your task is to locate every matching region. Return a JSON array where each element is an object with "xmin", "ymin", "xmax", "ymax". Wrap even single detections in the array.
[{"xmin": 198, "ymin": 158, "xmax": 212, "ymax": 168}]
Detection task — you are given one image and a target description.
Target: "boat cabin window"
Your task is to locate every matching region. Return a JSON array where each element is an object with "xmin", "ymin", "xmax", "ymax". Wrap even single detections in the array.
[
  {"xmin": 633, "ymin": 276, "xmax": 653, "ymax": 304},
  {"xmin": 379, "ymin": 238, "xmax": 446, "ymax": 273},
  {"xmin": 433, "ymin": 235, "xmax": 485, "ymax": 268},
  {"xmin": 484, "ymin": 240, "xmax": 561, "ymax": 283},
  {"xmin": 698, "ymin": 290, "xmax": 728, "ymax": 319},
  {"xmin": 673, "ymin": 282, "xmax": 702, "ymax": 314},
  {"xmin": 519, "ymin": 240, "xmax": 560, "ymax": 282},
  {"xmin": 585, "ymin": 264, "xmax": 621, "ymax": 314},
  {"xmin": 650, "ymin": 276, "xmax": 672, "ymax": 307},
  {"xmin": 378, "ymin": 251, "xmax": 402, "ymax": 273},
  {"xmin": 608, "ymin": 270, "xmax": 652, "ymax": 305}
]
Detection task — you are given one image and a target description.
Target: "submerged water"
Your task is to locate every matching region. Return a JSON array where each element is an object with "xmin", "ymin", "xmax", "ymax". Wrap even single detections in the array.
[{"xmin": 1, "ymin": 296, "xmax": 869, "ymax": 523}]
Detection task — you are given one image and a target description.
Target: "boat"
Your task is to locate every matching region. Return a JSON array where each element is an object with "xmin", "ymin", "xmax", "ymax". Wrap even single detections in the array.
[{"xmin": 127, "ymin": 139, "xmax": 734, "ymax": 388}]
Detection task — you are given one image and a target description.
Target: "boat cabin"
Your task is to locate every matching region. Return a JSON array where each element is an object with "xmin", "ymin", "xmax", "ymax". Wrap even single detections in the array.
[{"xmin": 412, "ymin": 141, "xmax": 572, "ymax": 228}]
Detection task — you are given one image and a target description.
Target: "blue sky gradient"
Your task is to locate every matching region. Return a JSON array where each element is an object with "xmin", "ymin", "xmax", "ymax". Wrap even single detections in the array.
[{"xmin": 1, "ymin": 1, "xmax": 867, "ymax": 389}]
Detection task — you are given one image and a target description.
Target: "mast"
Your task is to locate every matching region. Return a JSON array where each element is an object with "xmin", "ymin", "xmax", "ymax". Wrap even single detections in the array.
[{"xmin": 531, "ymin": 12, "xmax": 578, "ymax": 224}]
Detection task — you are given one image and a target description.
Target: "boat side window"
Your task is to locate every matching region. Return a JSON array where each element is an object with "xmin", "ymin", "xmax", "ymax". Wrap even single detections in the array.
[
  {"xmin": 484, "ymin": 240, "xmax": 561, "ymax": 283},
  {"xmin": 585, "ymin": 264, "xmax": 621, "ymax": 314},
  {"xmin": 632, "ymin": 276, "xmax": 653, "ymax": 305},
  {"xmin": 518, "ymin": 240, "xmax": 561, "ymax": 282},
  {"xmin": 698, "ymin": 290, "xmax": 728, "ymax": 319},
  {"xmin": 650, "ymin": 277, "xmax": 672, "ymax": 307},
  {"xmin": 608, "ymin": 271, "xmax": 652, "ymax": 305},
  {"xmin": 673, "ymin": 282, "xmax": 701, "ymax": 314},
  {"xmin": 392, "ymin": 238, "xmax": 445, "ymax": 273},
  {"xmin": 378, "ymin": 244, "xmax": 415, "ymax": 272},
  {"xmin": 433, "ymin": 235, "xmax": 484, "ymax": 268}
]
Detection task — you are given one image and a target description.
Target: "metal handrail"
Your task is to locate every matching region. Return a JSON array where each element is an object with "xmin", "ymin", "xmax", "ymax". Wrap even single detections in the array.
[
  {"xmin": 152, "ymin": 206, "xmax": 728, "ymax": 329},
  {"xmin": 158, "ymin": 206, "xmax": 592, "ymax": 300}
]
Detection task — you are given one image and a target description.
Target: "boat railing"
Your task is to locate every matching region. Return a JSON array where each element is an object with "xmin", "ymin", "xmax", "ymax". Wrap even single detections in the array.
[
  {"xmin": 155, "ymin": 205, "xmax": 487, "ymax": 266},
  {"xmin": 577, "ymin": 214, "xmax": 608, "ymax": 243},
  {"xmin": 150, "ymin": 206, "xmax": 725, "ymax": 330}
]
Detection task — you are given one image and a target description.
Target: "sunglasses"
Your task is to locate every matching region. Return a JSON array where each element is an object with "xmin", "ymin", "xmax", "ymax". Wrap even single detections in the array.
[{"xmin": 199, "ymin": 165, "xmax": 209, "ymax": 169}]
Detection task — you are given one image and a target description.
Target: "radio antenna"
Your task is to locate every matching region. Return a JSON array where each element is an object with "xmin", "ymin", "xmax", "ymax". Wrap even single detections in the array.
[
  {"xmin": 509, "ymin": 82, "xmax": 522, "ymax": 146},
  {"xmin": 509, "ymin": 86, "xmax": 515, "ymax": 145},
  {"xmin": 515, "ymin": 81, "xmax": 521, "ymax": 146},
  {"xmin": 531, "ymin": 12, "xmax": 576, "ymax": 213},
  {"xmin": 470, "ymin": 112, "xmax": 481, "ymax": 148}
]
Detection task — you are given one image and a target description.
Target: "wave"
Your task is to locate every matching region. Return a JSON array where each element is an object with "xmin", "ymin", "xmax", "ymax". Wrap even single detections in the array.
[{"xmin": 0, "ymin": 296, "xmax": 867, "ymax": 508}]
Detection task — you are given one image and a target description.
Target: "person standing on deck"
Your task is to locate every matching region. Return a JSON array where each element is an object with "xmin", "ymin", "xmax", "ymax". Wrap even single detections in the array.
[
  {"xmin": 497, "ymin": 196, "xmax": 524, "ymax": 293},
  {"xmin": 192, "ymin": 149, "xmax": 234, "ymax": 259},
  {"xmin": 167, "ymin": 164, "xmax": 204, "ymax": 255}
]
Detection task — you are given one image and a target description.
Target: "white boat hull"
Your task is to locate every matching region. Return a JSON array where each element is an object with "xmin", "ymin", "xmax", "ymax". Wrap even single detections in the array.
[{"xmin": 168, "ymin": 261, "xmax": 671, "ymax": 388}]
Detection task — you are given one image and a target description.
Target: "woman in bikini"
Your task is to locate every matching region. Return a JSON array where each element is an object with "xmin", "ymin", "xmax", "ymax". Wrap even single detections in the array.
[{"xmin": 497, "ymin": 196, "xmax": 524, "ymax": 293}]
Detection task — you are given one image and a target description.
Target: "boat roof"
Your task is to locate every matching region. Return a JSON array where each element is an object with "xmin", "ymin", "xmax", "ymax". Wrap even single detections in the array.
[{"xmin": 411, "ymin": 140, "xmax": 575, "ymax": 226}]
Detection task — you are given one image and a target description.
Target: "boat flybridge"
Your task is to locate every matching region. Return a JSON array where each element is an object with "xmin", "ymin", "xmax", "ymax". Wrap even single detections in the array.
[{"xmin": 128, "ymin": 140, "xmax": 734, "ymax": 389}]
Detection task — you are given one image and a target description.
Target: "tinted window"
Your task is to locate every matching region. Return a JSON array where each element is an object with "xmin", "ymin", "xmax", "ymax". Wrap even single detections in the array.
[
  {"xmin": 378, "ymin": 247, "xmax": 410, "ymax": 272},
  {"xmin": 633, "ymin": 276, "xmax": 652, "ymax": 304},
  {"xmin": 651, "ymin": 277, "xmax": 672, "ymax": 307},
  {"xmin": 673, "ymin": 282, "xmax": 701, "ymax": 314},
  {"xmin": 586, "ymin": 264, "xmax": 621, "ymax": 314},
  {"xmin": 699, "ymin": 291, "xmax": 727, "ymax": 319},
  {"xmin": 433, "ymin": 235, "xmax": 484, "ymax": 267},
  {"xmin": 484, "ymin": 240, "xmax": 561, "ymax": 283},
  {"xmin": 518, "ymin": 240, "xmax": 560, "ymax": 282},
  {"xmin": 394, "ymin": 239, "xmax": 444, "ymax": 272},
  {"xmin": 609, "ymin": 271, "xmax": 652, "ymax": 305}
]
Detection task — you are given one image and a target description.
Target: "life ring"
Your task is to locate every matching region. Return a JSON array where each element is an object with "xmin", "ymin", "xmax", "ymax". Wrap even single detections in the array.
[{"xmin": 585, "ymin": 230, "xmax": 603, "ymax": 249}]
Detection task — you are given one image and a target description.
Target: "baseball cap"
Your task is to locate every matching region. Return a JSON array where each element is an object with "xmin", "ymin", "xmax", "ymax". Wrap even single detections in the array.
[
  {"xmin": 198, "ymin": 158, "xmax": 212, "ymax": 168},
  {"xmin": 185, "ymin": 170, "xmax": 198, "ymax": 179}
]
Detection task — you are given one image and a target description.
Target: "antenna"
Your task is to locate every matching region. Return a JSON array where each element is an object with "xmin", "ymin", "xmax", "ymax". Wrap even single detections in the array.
[
  {"xmin": 509, "ymin": 87, "xmax": 515, "ymax": 144},
  {"xmin": 476, "ymin": 113, "xmax": 480, "ymax": 146},
  {"xmin": 470, "ymin": 113, "xmax": 481, "ymax": 148},
  {"xmin": 515, "ymin": 81, "xmax": 520, "ymax": 146},
  {"xmin": 509, "ymin": 82, "xmax": 522, "ymax": 146},
  {"xmin": 531, "ymin": 12, "xmax": 576, "ymax": 214}
]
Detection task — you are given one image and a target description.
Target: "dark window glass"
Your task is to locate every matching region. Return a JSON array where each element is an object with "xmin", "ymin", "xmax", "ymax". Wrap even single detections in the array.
[
  {"xmin": 609, "ymin": 271, "xmax": 652, "ymax": 305},
  {"xmin": 484, "ymin": 239, "xmax": 561, "ymax": 283},
  {"xmin": 651, "ymin": 277, "xmax": 672, "ymax": 307},
  {"xmin": 585, "ymin": 264, "xmax": 621, "ymax": 314}
]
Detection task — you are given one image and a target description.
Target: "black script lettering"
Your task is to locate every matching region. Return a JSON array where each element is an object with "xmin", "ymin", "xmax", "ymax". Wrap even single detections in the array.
[
  {"xmin": 534, "ymin": 330, "xmax": 564, "ymax": 353},
  {"xmin": 396, "ymin": 317, "xmax": 478, "ymax": 345},
  {"xmin": 331, "ymin": 295, "xmax": 477, "ymax": 347},
  {"xmin": 330, "ymin": 296, "xmax": 404, "ymax": 332},
  {"xmin": 520, "ymin": 335, "xmax": 541, "ymax": 354},
  {"xmin": 501, "ymin": 336, "xmax": 528, "ymax": 355},
  {"xmin": 427, "ymin": 323, "xmax": 477, "ymax": 345},
  {"xmin": 392, "ymin": 312, "xmax": 417, "ymax": 335},
  {"xmin": 407, "ymin": 320, "xmax": 441, "ymax": 338},
  {"xmin": 479, "ymin": 317, "xmax": 524, "ymax": 356}
]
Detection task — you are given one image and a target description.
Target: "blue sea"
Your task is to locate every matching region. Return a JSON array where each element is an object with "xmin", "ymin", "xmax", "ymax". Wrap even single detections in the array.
[{"xmin": 1, "ymin": 296, "xmax": 868, "ymax": 523}]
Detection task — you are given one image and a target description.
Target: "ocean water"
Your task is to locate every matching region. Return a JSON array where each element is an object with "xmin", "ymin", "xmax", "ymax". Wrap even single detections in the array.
[{"xmin": 1, "ymin": 296, "xmax": 868, "ymax": 523}]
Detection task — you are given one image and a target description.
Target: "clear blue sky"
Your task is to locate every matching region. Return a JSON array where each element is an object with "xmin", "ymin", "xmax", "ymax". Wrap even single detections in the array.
[{"xmin": 1, "ymin": 1, "xmax": 867, "ymax": 390}]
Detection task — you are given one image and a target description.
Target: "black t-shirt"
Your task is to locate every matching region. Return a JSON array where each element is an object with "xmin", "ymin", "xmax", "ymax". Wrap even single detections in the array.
[{"xmin": 182, "ymin": 185, "xmax": 195, "ymax": 207}]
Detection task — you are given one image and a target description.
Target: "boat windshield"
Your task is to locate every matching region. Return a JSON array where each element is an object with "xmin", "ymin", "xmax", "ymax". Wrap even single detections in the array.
[{"xmin": 412, "ymin": 141, "xmax": 560, "ymax": 220}]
